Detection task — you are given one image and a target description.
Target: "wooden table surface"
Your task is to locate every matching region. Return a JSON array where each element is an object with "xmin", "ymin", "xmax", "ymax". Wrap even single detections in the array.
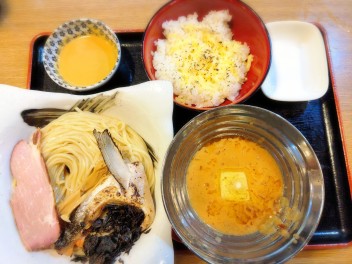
[{"xmin": 0, "ymin": 0, "xmax": 351, "ymax": 263}]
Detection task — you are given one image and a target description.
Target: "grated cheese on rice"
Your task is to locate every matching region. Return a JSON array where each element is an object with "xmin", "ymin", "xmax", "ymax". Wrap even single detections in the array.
[{"xmin": 152, "ymin": 10, "xmax": 253, "ymax": 108}]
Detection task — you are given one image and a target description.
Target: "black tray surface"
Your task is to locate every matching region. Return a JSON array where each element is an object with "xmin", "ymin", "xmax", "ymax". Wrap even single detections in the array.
[{"xmin": 29, "ymin": 32, "xmax": 352, "ymax": 246}]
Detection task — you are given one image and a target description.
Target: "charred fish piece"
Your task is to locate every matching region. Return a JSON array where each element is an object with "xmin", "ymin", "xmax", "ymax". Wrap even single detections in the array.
[
  {"xmin": 55, "ymin": 129, "xmax": 155, "ymax": 263},
  {"xmin": 92, "ymin": 129, "xmax": 155, "ymax": 231}
]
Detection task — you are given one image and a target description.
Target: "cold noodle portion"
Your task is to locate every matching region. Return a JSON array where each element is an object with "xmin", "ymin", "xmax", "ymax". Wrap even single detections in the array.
[{"xmin": 40, "ymin": 111, "xmax": 154, "ymax": 222}]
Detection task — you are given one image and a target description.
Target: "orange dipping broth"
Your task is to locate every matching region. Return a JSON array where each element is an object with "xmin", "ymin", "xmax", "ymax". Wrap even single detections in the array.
[
  {"xmin": 186, "ymin": 136, "xmax": 283, "ymax": 236},
  {"xmin": 57, "ymin": 35, "xmax": 118, "ymax": 87}
]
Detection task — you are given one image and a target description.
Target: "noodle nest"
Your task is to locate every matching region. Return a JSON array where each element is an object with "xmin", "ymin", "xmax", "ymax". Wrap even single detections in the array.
[{"xmin": 40, "ymin": 111, "xmax": 155, "ymax": 221}]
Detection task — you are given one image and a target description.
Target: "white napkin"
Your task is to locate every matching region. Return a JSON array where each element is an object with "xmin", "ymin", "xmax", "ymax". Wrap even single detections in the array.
[{"xmin": 0, "ymin": 80, "xmax": 175, "ymax": 264}]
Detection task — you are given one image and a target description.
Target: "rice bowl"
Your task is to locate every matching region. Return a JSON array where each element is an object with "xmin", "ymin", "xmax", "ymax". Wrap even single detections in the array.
[{"xmin": 152, "ymin": 10, "xmax": 253, "ymax": 108}]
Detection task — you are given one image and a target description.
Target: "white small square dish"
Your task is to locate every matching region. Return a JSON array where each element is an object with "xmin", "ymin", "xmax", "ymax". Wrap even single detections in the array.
[{"xmin": 261, "ymin": 21, "xmax": 329, "ymax": 101}]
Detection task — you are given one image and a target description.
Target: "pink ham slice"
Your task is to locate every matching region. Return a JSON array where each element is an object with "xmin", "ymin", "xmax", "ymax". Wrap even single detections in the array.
[{"xmin": 10, "ymin": 129, "xmax": 60, "ymax": 251}]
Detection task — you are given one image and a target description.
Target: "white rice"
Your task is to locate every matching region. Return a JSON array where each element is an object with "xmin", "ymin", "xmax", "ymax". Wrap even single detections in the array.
[{"xmin": 152, "ymin": 10, "xmax": 253, "ymax": 108}]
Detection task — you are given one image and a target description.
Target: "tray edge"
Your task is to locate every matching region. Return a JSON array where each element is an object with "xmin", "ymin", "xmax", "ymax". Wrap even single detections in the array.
[{"xmin": 314, "ymin": 23, "xmax": 352, "ymax": 200}]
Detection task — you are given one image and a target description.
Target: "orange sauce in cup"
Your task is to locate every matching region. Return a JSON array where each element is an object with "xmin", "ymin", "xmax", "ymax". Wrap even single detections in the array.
[{"xmin": 58, "ymin": 35, "xmax": 118, "ymax": 87}]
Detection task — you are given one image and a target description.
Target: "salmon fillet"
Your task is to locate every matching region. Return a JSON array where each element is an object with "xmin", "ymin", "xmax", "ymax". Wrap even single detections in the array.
[{"xmin": 10, "ymin": 129, "xmax": 60, "ymax": 251}]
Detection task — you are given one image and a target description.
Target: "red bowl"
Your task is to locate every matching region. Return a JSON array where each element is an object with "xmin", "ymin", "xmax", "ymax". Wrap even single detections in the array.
[{"xmin": 143, "ymin": 0, "xmax": 271, "ymax": 110}]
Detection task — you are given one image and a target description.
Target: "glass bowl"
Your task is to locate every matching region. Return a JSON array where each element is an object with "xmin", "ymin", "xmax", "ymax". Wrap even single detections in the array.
[{"xmin": 162, "ymin": 105, "xmax": 324, "ymax": 263}]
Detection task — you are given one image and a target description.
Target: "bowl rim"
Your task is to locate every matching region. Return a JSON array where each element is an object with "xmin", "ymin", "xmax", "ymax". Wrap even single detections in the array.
[
  {"xmin": 161, "ymin": 104, "xmax": 325, "ymax": 263},
  {"xmin": 43, "ymin": 18, "xmax": 122, "ymax": 92},
  {"xmin": 142, "ymin": 0, "xmax": 272, "ymax": 111}
]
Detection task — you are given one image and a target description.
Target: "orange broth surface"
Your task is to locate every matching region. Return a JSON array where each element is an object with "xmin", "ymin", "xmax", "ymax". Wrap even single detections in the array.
[
  {"xmin": 186, "ymin": 136, "xmax": 284, "ymax": 235},
  {"xmin": 58, "ymin": 35, "xmax": 118, "ymax": 87}
]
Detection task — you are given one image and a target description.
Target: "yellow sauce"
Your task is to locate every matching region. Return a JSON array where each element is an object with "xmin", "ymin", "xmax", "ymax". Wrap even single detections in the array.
[
  {"xmin": 186, "ymin": 137, "xmax": 283, "ymax": 236},
  {"xmin": 58, "ymin": 35, "xmax": 118, "ymax": 87}
]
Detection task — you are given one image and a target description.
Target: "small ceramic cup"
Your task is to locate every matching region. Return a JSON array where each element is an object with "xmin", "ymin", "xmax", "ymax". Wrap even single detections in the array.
[{"xmin": 43, "ymin": 18, "xmax": 121, "ymax": 92}]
